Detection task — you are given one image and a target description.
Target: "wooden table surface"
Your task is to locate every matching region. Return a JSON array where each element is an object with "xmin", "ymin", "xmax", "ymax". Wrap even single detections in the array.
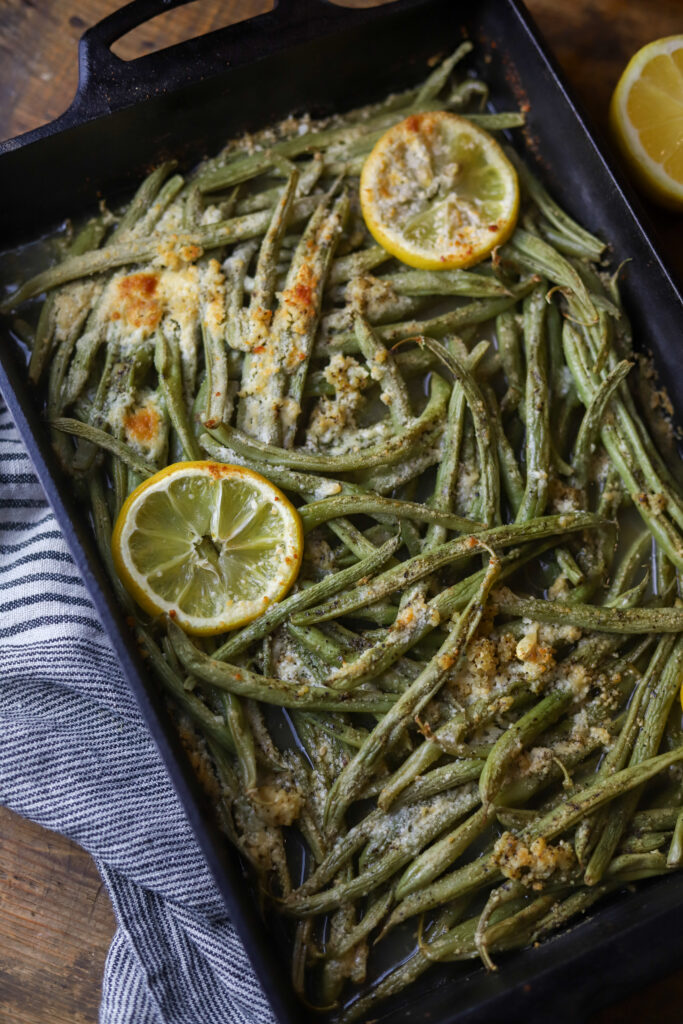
[{"xmin": 1, "ymin": 1, "xmax": 682, "ymax": 1022}]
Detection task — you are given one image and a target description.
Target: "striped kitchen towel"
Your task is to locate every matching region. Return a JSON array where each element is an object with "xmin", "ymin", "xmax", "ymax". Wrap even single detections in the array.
[{"xmin": 0, "ymin": 394, "xmax": 276, "ymax": 1024}]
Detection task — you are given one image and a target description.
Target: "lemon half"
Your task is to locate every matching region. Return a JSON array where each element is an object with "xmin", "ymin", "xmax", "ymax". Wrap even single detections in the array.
[
  {"xmin": 610, "ymin": 35, "xmax": 683, "ymax": 210},
  {"xmin": 112, "ymin": 462, "xmax": 303, "ymax": 635},
  {"xmin": 360, "ymin": 110, "xmax": 519, "ymax": 270}
]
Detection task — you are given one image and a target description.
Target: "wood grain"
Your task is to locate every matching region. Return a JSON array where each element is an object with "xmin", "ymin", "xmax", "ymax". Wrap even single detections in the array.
[
  {"xmin": 525, "ymin": 0, "xmax": 683, "ymax": 284},
  {"xmin": 0, "ymin": 805, "xmax": 115, "ymax": 1024},
  {"xmin": 0, "ymin": 1, "xmax": 274, "ymax": 141},
  {"xmin": 0, "ymin": 2, "xmax": 682, "ymax": 1022}
]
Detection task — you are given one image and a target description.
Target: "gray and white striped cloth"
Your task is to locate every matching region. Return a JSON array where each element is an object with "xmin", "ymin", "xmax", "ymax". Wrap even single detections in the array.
[{"xmin": 0, "ymin": 394, "xmax": 277, "ymax": 1024}]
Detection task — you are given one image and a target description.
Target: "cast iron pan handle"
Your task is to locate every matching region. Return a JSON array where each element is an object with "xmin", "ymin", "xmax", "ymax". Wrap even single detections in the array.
[
  {"xmin": 74, "ymin": 0, "xmax": 293, "ymax": 119},
  {"xmin": 71, "ymin": 0, "xmax": 411, "ymax": 123}
]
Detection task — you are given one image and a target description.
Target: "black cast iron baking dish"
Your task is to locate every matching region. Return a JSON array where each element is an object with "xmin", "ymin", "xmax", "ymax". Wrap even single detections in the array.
[{"xmin": 2, "ymin": 1, "xmax": 683, "ymax": 1021}]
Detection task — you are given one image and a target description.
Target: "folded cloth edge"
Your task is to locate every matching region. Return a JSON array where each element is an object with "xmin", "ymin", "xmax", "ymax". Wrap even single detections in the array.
[{"xmin": 0, "ymin": 397, "xmax": 276, "ymax": 1024}]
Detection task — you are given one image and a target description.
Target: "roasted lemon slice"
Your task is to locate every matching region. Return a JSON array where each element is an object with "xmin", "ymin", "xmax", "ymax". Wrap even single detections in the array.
[
  {"xmin": 360, "ymin": 110, "xmax": 519, "ymax": 270},
  {"xmin": 112, "ymin": 462, "xmax": 303, "ymax": 635},
  {"xmin": 610, "ymin": 35, "xmax": 683, "ymax": 210}
]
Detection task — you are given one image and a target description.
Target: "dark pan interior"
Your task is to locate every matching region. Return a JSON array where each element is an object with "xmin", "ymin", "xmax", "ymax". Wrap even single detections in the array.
[{"xmin": 1, "ymin": 1, "xmax": 683, "ymax": 1022}]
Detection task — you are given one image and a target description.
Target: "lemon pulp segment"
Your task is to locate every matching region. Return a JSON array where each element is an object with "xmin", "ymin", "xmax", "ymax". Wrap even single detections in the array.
[
  {"xmin": 360, "ymin": 111, "xmax": 519, "ymax": 270},
  {"xmin": 112, "ymin": 462, "xmax": 303, "ymax": 635},
  {"xmin": 610, "ymin": 35, "xmax": 683, "ymax": 210}
]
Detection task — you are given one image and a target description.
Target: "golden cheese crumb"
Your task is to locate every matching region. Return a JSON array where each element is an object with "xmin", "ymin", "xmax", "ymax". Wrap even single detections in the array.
[
  {"xmin": 306, "ymin": 354, "xmax": 369, "ymax": 447},
  {"xmin": 549, "ymin": 479, "xmax": 583, "ymax": 514},
  {"xmin": 516, "ymin": 624, "xmax": 539, "ymax": 662},
  {"xmin": 202, "ymin": 257, "xmax": 226, "ymax": 336},
  {"xmin": 497, "ymin": 632, "xmax": 518, "ymax": 664},
  {"xmin": 645, "ymin": 491, "xmax": 667, "ymax": 515},
  {"xmin": 155, "ymin": 235, "xmax": 203, "ymax": 270},
  {"xmin": 492, "ymin": 832, "xmax": 575, "ymax": 890},
  {"xmin": 241, "ymin": 828, "xmax": 280, "ymax": 872},
  {"xmin": 515, "ymin": 622, "xmax": 556, "ymax": 685},
  {"xmin": 250, "ymin": 782, "xmax": 303, "ymax": 827},
  {"xmin": 175, "ymin": 718, "xmax": 221, "ymax": 802},
  {"xmin": 548, "ymin": 574, "xmax": 571, "ymax": 600},
  {"xmin": 565, "ymin": 662, "xmax": 591, "ymax": 699},
  {"xmin": 53, "ymin": 280, "xmax": 101, "ymax": 341},
  {"xmin": 468, "ymin": 636, "xmax": 498, "ymax": 679},
  {"xmin": 539, "ymin": 623, "xmax": 582, "ymax": 646},
  {"xmin": 591, "ymin": 725, "xmax": 612, "ymax": 748},
  {"xmin": 346, "ymin": 273, "xmax": 402, "ymax": 323}
]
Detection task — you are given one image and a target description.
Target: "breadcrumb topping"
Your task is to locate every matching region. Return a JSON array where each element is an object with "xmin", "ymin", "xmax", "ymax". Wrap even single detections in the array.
[
  {"xmin": 306, "ymin": 354, "xmax": 369, "ymax": 447},
  {"xmin": 492, "ymin": 832, "xmax": 575, "ymax": 890}
]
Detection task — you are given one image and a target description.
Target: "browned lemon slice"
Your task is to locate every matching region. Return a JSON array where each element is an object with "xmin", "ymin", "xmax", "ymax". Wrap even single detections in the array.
[{"xmin": 360, "ymin": 110, "xmax": 519, "ymax": 270}]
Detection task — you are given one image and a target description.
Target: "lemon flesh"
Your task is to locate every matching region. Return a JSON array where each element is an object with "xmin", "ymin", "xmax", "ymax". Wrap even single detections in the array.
[
  {"xmin": 610, "ymin": 35, "xmax": 683, "ymax": 210},
  {"xmin": 112, "ymin": 462, "xmax": 303, "ymax": 635},
  {"xmin": 360, "ymin": 111, "xmax": 519, "ymax": 270}
]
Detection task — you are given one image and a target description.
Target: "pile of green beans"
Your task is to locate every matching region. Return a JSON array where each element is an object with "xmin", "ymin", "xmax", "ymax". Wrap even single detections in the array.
[{"xmin": 4, "ymin": 41, "xmax": 683, "ymax": 1023}]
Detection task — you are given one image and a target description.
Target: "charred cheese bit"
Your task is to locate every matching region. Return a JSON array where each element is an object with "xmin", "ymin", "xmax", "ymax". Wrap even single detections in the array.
[
  {"xmin": 278, "ymin": 261, "xmax": 320, "ymax": 372},
  {"xmin": 124, "ymin": 405, "xmax": 160, "ymax": 444},
  {"xmin": 110, "ymin": 272, "xmax": 163, "ymax": 332},
  {"xmin": 107, "ymin": 389, "xmax": 165, "ymax": 461}
]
